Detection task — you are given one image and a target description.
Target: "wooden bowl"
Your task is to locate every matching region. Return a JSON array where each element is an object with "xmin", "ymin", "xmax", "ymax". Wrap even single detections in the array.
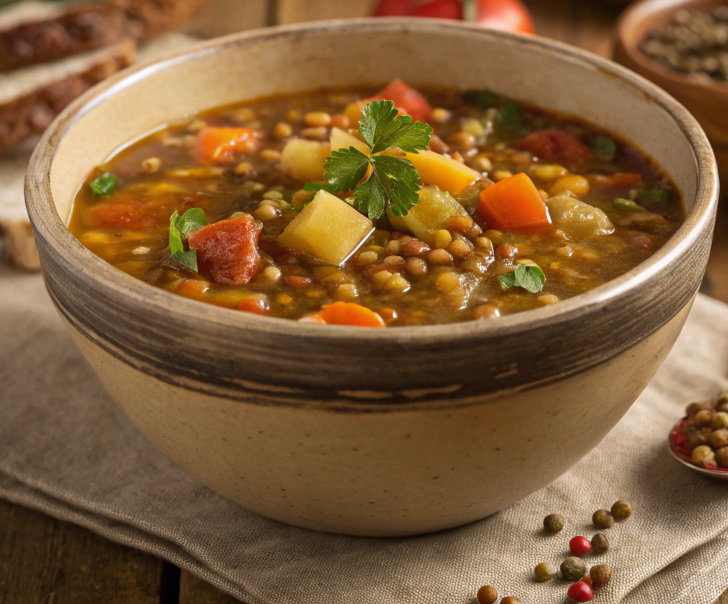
[
  {"xmin": 613, "ymin": 0, "xmax": 728, "ymax": 175},
  {"xmin": 25, "ymin": 19, "xmax": 718, "ymax": 536}
]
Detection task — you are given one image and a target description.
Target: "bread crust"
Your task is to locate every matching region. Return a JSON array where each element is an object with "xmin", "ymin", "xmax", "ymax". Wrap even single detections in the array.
[{"xmin": 0, "ymin": 39, "xmax": 136, "ymax": 153}]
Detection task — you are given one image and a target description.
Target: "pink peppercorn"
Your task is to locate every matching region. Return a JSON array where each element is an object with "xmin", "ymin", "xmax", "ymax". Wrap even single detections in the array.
[
  {"xmin": 568, "ymin": 581, "xmax": 594, "ymax": 602},
  {"xmin": 569, "ymin": 536, "xmax": 592, "ymax": 557}
]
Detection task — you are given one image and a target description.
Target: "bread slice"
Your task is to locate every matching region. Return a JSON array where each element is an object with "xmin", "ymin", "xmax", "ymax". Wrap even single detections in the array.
[
  {"xmin": 0, "ymin": 0, "xmax": 210, "ymax": 73},
  {"xmin": 0, "ymin": 1, "xmax": 129, "ymax": 72},
  {"xmin": 0, "ymin": 33, "xmax": 199, "ymax": 270}
]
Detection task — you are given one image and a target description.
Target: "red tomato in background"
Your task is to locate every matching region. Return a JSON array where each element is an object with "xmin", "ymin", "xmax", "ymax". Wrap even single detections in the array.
[
  {"xmin": 372, "ymin": 0, "xmax": 534, "ymax": 34},
  {"xmin": 371, "ymin": 78, "xmax": 433, "ymax": 123},
  {"xmin": 518, "ymin": 129, "xmax": 593, "ymax": 163}
]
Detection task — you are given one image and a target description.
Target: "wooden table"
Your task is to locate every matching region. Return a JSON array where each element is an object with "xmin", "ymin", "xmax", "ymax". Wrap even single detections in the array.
[{"xmin": 1, "ymin": 1, "xmax": 727, "ymax": 601}]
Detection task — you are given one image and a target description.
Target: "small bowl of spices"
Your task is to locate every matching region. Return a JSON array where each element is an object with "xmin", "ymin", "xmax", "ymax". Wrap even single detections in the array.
[
  {"xmin": 669, "ymin": 393, "xmax": 728, "ymax": 480},
  {"xmin": 613, "ymin": 0, "xmax": 728, "ymax": 176}
]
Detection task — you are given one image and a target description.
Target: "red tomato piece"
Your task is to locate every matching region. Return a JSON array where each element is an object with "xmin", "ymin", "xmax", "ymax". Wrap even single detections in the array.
[
  {"xmin": 188, "ymin": 215, "xmax": 263, "ymax": 286},
  {"xmin": 90, "ymin": 202, "xmax": 153, "ymax": 229},
  {"xmin": 475, "ymin": 0, "xmax": 534, "ymax": 34},
  {"xmin": 414, "ymin": 0, "xmax": 462, "ymax": 19},
  {"xmin": 192, "ymin": 127, "xmax": 258, "ymax": 164},
  {"xmin": 519, "ymin": 129, "xmax": 592, "ymax": 164},
  {"xmin": 477, "ymin": 172, "xmax": 551, "ymax": 231},
  {"xmin": 372, "ymin": 0, "xmax": 417, "ymax": 16},
  {"xmin": 371, "ymin": 78, "xmax": 432, "ymax": 123},
  {"xmin": 238, "ymin": 297, "xmax": 271, "ymax": 315}
]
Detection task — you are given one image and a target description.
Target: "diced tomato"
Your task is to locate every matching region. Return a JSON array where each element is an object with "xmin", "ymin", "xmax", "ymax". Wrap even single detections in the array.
[
  {"xmin": 372, "ymin": 0, "xmax": 461, "ymax": 19},
  {"xmin": 478, "ymin": 172, "xmax": 551, "ymax": 231},
  {"xmin": 188, "ymin": 215, "xmax": 263, "ymax": 285},
  {"xmin": 238, "ymin": 297, "xmax": 271, "ymax": 315},
  {"xmin": 310, "ymin": 302, "xmax": 387, "ymax": 328},
  {"xmin": 518, "ymin": 129, "xmax": 592, "ymax": 164},
  {"xmin": 589, "ymin": 172, "xmax": 643, "ymax": 189},
  {"xmin": 371, "ymin": 79, "xmax": 432, "ymax": 123},
  {"xmin": 192, "ymin": 127, "xmax": 258, "ymax": 164},
  {"xmin": 90, "ymin": 202, "xmax": 154, "ymax": 229},
  {"xmin": 474, "ymin": 0, "xmax": 534, "ymax": 34}
]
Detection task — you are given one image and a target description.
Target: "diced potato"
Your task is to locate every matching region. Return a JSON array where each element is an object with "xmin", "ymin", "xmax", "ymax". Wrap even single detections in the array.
[
  {"xmin": 280, "ymin": 138, "xmax": 331, "ymax": 182},
  {"xmin": 330, "ymin": 127, "xmax": 370, "ymax": 156},
  {"xmin": 546, "ymin": 193, "xmax": 614, "ymax": 240},
  {"xmin": 403, "ymin": 150, "xmax": 480, "ymax": 195},
  {"xmin": 387, "ymin": 185, "xmax": 467, "ymax": 240},
  {"xmin": 344, "ymin": 101, "xmax": 366, "ymax": 127},
  {"xmin": 277, "ymin": 189, "xmax": 373, "ymax": 264}
]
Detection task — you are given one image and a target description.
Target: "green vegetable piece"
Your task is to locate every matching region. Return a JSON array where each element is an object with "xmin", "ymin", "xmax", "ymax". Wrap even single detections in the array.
[
  {"xmin": 90, "ymin": 172, "xmax": 118, "ymax": 196},
  {"xmin": 498, "ymin": 264, "xmax": 546, "ymax": 293},
  {"xmin": 461, "ymin": 89, "xmax": 500, "ymax": 109},
  {"xmin": 169, "ymin": 208, "xmax": 209, "ymax": 272},
  {"xmin": 304, "ymin": 100, "xmax": 432, "ymax": 220},
  {"xmin": 614, "ymin": 198, "xmax": 644, "ymax": 212},
  {"xmin": 594, "ymin": 136, "xmax": 617, "ymax": 161},
  {"xmin": 496, "ymin": 99, "xmax": 521, "ymax": 131},
  {"xmin": 639, "ymin": 185, "xmax": 671, "ymax": 204}
]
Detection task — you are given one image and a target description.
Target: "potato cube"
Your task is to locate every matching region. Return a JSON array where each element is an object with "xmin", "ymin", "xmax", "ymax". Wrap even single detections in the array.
[
  {"xmin": 277, "ymin": 189, "xmax": 373, "ymax": 264},
  {"xmin": 387, "ymin": 185, "xmax": 467, "ymax": 240},
  {"xmin": 403, "ymin": 149, "xmax": 480, "ymax": 194},
  {"xmin": 280, "ymin": 138, "xmax": 331, "ymax": 182},
  {"xmin": 330, "ymin": 127, "xmax": 370, "ymax": 156}
]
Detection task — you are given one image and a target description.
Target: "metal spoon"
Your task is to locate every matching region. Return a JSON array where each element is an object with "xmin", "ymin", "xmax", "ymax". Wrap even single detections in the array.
[{"xmin": 668, "ymin": 418, "xmax": 728, "ymax": 481}]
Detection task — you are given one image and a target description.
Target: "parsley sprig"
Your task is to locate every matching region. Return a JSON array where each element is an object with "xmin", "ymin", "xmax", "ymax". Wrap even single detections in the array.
[
  {"xmin": 498, "ymin": 264, "xmax": 546, "ymax": 293},
  {"xmin": 304, "ymin": 100, "xmax": 432, "ymax": 220},
  {"xmin": 169, "ymin": 208, "xmax": 208, "ymax": 271}
]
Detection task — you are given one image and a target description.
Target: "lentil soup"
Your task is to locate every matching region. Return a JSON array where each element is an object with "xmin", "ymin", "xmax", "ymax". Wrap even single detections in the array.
[{"xmin": 68, "ymin": 81, "xmax": 684, "ymax": 327}]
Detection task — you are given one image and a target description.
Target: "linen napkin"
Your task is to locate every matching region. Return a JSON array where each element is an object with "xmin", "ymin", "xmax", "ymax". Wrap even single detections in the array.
[{"xmin": 1, "ymin": 267, "xmax": 727, "ymax": 604}]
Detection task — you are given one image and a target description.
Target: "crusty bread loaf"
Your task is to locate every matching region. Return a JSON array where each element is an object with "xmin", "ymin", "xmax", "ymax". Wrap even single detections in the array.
[
  {"xmin": 0, "ymin": 38, "xmax": 136, "ymax": 152},
  {"xmin": 0, "ymin": 1, "xmax": 129, "ymax": 72}
]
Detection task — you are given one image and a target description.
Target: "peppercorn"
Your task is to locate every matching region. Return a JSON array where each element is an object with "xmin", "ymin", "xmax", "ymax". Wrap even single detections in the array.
[
  {"xmin": 501, "ymin": 598, "xmax": 522, "ymax": 604},
  {"xmin": 561, "ymin": 557, "xmax": 588, "ymax": 581},
  {"xmin": 570, "ymin": 536, "xmax": 592, "ymax": 557},
  {"xmin": 590, "ymin": 564, "xmax": 612, "ymax": 588},
  {"xmin": 544, "ymin": 513, "xmax": 565, "ymax": 534},
  {"xmin": 591, "ymin": 533, "xmax": 609, "ymax": 555},
  {"xmin": 476, "ymin": 585, "xmax": 498, "ymax": 604},
  {"xmin": 534, "ymin": 562, "xmax": 558, "ymax": 582},
  {"xmin": 611, "ymin": 500, "xmax": 632, "ymax": 520},
  {"xmin": 713, "ymin": 411, "xmax": 728, "ymax": 429},
  {"xmin": 568, "ymin": 581, "xmax": 594, "ymax": 602},
  {"xmin": 716, "ymin": 446, "xmax": 728, "ymax": 468},
  {"xmin": 592, "ymin": 509, "xmax": 614, "ymax": 529}
]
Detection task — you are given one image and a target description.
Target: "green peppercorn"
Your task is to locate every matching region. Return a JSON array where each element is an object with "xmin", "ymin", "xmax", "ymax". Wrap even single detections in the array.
[
  {"xmin": 591, "ymin": 532, "xmax": 609, "ymax": 554},
  {"xmin": 713, "ymin": 411, "xmax": 728, "ymax": 429},
  {"xmin": 611, "ymin": 500, "xmax": 632, "ymax": 520},
  {"xmin": 709, "ymin": 429, "xmax": 728, "ymax": 449},
  {"xmin": 543, "ymin": 513, "xmax": 564, "ymax": 534},
  {"xmin": 716, "ymin": 446, "xmax": 728, "ymax": 468},
  {"xmin": 561, "ymin": 556, "xmax": 587, "ymax": 581},
  {"xmin": 534, "ymin": 561, "xmax": 558, "ymax": 582},
  {"xmin": 592, "ymin": 509, "xmax": 614, "ymax": 529},
  {"xmin": 476, "ymin": 585, "xmax": 498, "ymax": 604},
  {"xmin": 590, "ymin": 564, "xmax": 612, "ymax": 588}
]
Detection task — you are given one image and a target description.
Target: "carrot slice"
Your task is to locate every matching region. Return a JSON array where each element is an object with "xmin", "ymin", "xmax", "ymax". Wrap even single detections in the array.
[
  {"xmin": 310, "ymin": 302, "xmax": 387, "ymax": 328},
  {"xmin": 478, "ymin": 172, "xmax": 551, "ymax": 231},
  {"xmin": 192, "ymin": 127, "xmax": 258, "ymax": 164}
]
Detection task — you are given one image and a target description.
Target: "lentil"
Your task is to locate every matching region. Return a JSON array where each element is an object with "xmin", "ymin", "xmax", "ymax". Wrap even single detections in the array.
[
  {"xmin": 543, "ymin": 513, "xmax": 565, "ymax": 534},
  {"xmin": 561, "ymin": 557, "xmax": 588, "ymax": 582},
  {"xmin": 475, "ymin": 303, "xmax": 500, "ymax": 319},
  {"xmin": 591, "ymin": 533, "xmax": 609, "ymax": 555},
  {"xmin": 330, "ymin": 113, "xmax": 350, "ymax": 129},
  {"xmin": 254, "ymin": 205, "xmax": 279, "ymax": 221},
  {"xmin": 272, "ymin": 122, "xmax": 293, "ymax": 138},
  {"xmin": 405, "ymin": 257, "xmax": 428, "ymax": 278},
  {"xmin": 304, "ymin": 111, "xmax": 332, "ymax": 127},
  {"xmin": 476, "ymin": 585, "xmax": 498, "ymax": 604},
  {"xmin": 259, "ymin": 149, "xmax": 281, "ymax": 162},
  {"xmin": 611, "ymin": 500, "xmax": 632, "ymax": 520},
  {"xmin": 590, "ymin": 564, "xmax": 611, "ymax": 588},
  {"xmin": 140, "ymin": 157, "xmax": 161, "ymax": 173},
  {"xmin": 592, "ymin": 509, "xmax": 614, "ymax": 530},
  {"xmin": 448, "ymin": 239, "xmax": 473, "ymax": 258},
  {"xmin": 428, "ymin": 248, "xmax": 454, "ymax": 265},
  {"xmin": 534, "ymin": 561, "xmax": 558, "ymax": 582}
]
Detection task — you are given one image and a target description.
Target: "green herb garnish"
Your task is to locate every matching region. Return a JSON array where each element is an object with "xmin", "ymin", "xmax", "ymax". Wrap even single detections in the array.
[
  {"xmin": 169, "ymin": 208, "xmax": 209, "ymax": 271},
  {"xmin": 461, "ymin": 89, "xmax": 500, "ymax": 109},
  {"xmin": 639, "ymin": 185, "xmax": 671, "ymax": 204},
  {"xmin": 614, "ymin": 198, "xmax": 644, "ymax": 212},
  {"xmin": 496, "ymin": 99, "xmax": 522, "ymax": 131},
  {"xmin": 462, "ymin": 89, "xmax": 521, "ymax": 131},
  {"xmin": 90, "ymin": 172, "xmax": 118, "ymax": 196},
  {"xmin": 498, "ymin": 264, "xmax": 546, "ymax": 293},
  {"xmin": 594, "ymin": 136, "xmax": 617, "ymax": 161},
  {"xmin": 304, "ymin": 100, "xmax": 432, "ymax": 220}
]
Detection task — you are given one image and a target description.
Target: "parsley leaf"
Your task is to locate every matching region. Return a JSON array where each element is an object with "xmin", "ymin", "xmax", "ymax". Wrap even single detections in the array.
[
  {"xmin": 498, "ymin": 264, "xmax": 546, "ymax": 293},
  {"xmin": 90, "ymin": 172, "xmax": 117, "ymax": 196},
  {"xmin": 462, "ymin": 89, "xmax": 521, "ymax": 131},
  {"xmin": 594, "ymin": 136, "xmax": 617, "ymax": 161},
  {"xmin": 461, "ymin": 89, "xmax": 500, "ymax": 109},
  {"xmin": 306, "ymin": 100, "xmax": 432, "ymax": 220},
  {"xmin": 169, "ymin": 208, "xmax": 209, "ymax": 272},
  {"xmin": 638, "ymin": 185, "xmax": 671, "ymax": 204},
  {"xmin": 496, "ymin": 99, "xmax": 521, "ymax": 131}
]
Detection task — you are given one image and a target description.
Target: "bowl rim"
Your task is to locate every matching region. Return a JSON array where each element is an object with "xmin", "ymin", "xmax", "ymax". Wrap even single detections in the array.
[
  {"xmin": 615, "ymin": 0, "xmax": 728, "ymax": 95},
  {"xmin": 26, "ymin": 17, "xmax": 719, "ymax": 344}
]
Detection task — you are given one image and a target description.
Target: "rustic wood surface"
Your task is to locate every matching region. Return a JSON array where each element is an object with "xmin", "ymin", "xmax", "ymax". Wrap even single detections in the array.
[{"xmin": 1, "ymin": 0, "xmax": 727, "ymax": 602}]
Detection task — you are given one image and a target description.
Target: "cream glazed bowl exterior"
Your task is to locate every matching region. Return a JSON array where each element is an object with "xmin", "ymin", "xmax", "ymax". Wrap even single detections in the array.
[{"xmin": 26, "ymin": 19, "xmax": 718, "ymax": 536}]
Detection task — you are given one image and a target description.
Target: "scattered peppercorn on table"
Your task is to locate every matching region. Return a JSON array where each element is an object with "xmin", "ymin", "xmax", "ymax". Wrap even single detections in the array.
[{"xmin": 1, "ymin": 0, "xmax": 728, "ymax": 603}]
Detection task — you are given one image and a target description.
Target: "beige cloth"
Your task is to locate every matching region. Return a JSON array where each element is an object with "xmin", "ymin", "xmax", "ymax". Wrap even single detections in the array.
[{"xmin": 1, "ymin": 267, "xmax": 727, "ymax": 604}]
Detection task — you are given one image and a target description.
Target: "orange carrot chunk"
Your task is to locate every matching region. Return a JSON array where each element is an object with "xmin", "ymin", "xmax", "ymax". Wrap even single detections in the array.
[
  {"xmin": 477, "ymin": 172, "xmax": 551, "ymax": 231},
  {"xmin": 192, "ymin": 127, "xmax": 258, "ymax": 164},
  {"xmin": 310, "ymin": 301, "xmax": 387, "ymax": 328}
]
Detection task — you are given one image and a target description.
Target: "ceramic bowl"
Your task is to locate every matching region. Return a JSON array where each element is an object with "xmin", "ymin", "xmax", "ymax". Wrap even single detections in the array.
[
  {"xmin": 613, "ymin": 0, "xmax": 728, "ymax": 176},
  {"xmin": 26, "ymin": 19, "xmax": 718, "ymax": 536}
]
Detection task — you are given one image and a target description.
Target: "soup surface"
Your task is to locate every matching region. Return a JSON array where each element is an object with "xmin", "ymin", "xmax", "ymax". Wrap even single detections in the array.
[{"xmin": 69, "ymin": 81, "xmax": 684, "ymax": 327}]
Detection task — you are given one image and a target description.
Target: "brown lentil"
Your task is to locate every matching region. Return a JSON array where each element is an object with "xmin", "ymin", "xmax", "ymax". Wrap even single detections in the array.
[
  {"xmin": 402, "ymin": 239, "xmax": 430, "ymax": 258},
  {"xmin": 272, "ymin": 122, "xmax": 293, "ymax": 138},
  {"xmin": 259, "ymin": 149, "xmax": 281, "ymax": 162},
  {"xmin": 591, "ymin": 533, "xmax": 609, "ymax": 555},
  {"xmin": 590, "ymin": 564, "xmax": 612, "ymax": 588},
  {"xmin": 428, "ymin": 248, "xmax": 454, "ymax": 265},
  {"xmin": 329, "ymin": 113, "xmax": 350, "ymax": 129},
  {"xmin": 304, "ymin": 111, "xmax": 332, "ymax": 127},
  {"xmin": 448, "ymin": 239, "xmax": 473, "ymax": 258},
  {"xmin": 592, "ymin": 510, "xmax": 614, "ymax": 530},
  {"xmin": 140, "ymin": 157, "xmax": 161, "ymax": 173},
  {"xmin": 447, "ymin": 131, "xmax": 477, "ymax": 149},
  {"xmin": 476, "ymin": 585, "xmax": 498, "ymax": 604},
  {"xmin": 495, "ymin": 243, "xmax": 517, "ymax": 260},
  {"xmin": 561, "ymin": 557, "xmax": 588, "ymax": 581},
  {"xmin": 543, "ymin": 513, "xmax": 565, "ymax": 534},
  {"xmin": 611, "ymin": 500, "xmax": 632, "ymax": 520},
  {"xmin": 534, "ymin": 561, "xmax": 558, "ymax": 582},
  {"xmin": 475, "ymin": 304, "xmax": 500, "ymax": 319},
  {"xmin": 405, "ymin": 257, "xmax": 428, "ymax": 278}
]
